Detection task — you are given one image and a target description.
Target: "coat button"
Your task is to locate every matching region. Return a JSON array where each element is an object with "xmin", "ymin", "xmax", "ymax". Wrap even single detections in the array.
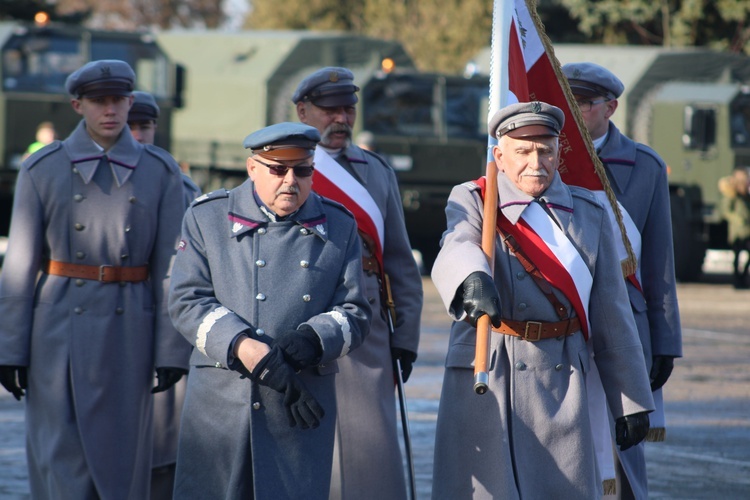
[
  {"xmin": 252, "ymin": 402, "xmax": 261, "ymax": 410},
  {"xmin": 74, "ymin": 223, "xmax": 85, "ymax": 231},
  {"xmin": 258, "ymin": 228, "xmax": 267, "ymax": 235},
  {"xmin": 516, "ymin": 271, "xmax": 526, "ymax": 280},
  {"xmin": 255, "ymin": 260, "xmax": 266, "ymax": 267},
  {"xmin": 515, "ymin": 361, "xmax": 526, "ymax": 371},
  {"xmin": 121, "ymin": 254, "xmax": 129, "ymax": 260},
  {"xmin": 256, "ymin": 293, "xmax": 266, "ymax": 301},
  {"xmin": 73, "ymin": 194, "xmax": 84, "ymax": 202},
  {"xmin": 214, "ymin": 362, "xmax": 222, "ymax": 368},
  {"xmin": 125, "ymin": 225, "xmax": 131, "ymax": 233},
  {"xmin": 256, "ymin": 328, "xmax": 265, "ymax": 336},
  {"xmin": 72, "ymin": 167, "xmax": 78, "ymax": 174},
  {"xmin": 555, "ymin": 364, "xmax": 564, "ymax": 371},
  {"xmin": 76, "ymin": 251, "xmax": 86, "ymax": 259},
  {"xmin": 300, "ymin": 260, "xmax": 309, "ymax": 268},
  {"xmin": 368, "ymin": 296, "xmax": 376, "ymax": 304},
  {"xmin": 75, "ymin": 279, "xmax": 85, "ymax": 287},
  {"xmin": 517, "ymin": 303, "xmax": 527, "ymax": 311},
  {"xmin": 116, "ymin": 307, "xmax": 124, "ymax": 315},
  {"xmin": 299, "ymin": 228, "xmax": 309, "ymax": 235},
  {"xmin": 129, "ymin": 196, "xmax": 137, "ymax": 203},
  {"xmin": 74, "ymin": 307, "xmax": 83, "ymax": 314},
  {"xmin": 302, "ymin": 294, "xmax": 311, "ymax": 302}
]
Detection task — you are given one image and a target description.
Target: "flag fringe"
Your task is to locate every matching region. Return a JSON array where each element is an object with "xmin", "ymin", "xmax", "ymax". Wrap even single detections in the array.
[
  {"xmin": 647, "ymin": 426, "xmax": 666, "ymax": 442},
  {"xmin": 603, "ymin": 478, "xmax": 617, "ymax": 495}
]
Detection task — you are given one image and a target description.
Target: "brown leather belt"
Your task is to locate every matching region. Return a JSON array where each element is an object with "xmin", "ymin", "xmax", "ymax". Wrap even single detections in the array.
[
  {"xmin": 44, "ymin": 260, "xmax": 149, "ymax": 283},
  {"xmin": 362, "ymin": 255, "xmax": 381, "ymax": 276},
  {"xmin": 492, "ymin": 316, "xmax": 581, "ymax": 341}
]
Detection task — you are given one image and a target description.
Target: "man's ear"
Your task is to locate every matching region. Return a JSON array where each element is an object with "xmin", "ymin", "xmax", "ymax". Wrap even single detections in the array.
[
  {"xmin": 296, "ymin": 101, "xmax": 307, "ymax": 122},
  {"xmin": 71, "ymin": 98, "xmax": 83, "ymax": 115}
]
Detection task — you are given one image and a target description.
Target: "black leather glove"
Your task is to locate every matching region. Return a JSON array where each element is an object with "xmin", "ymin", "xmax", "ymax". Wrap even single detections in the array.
[
  {"xmin": 275, "ymin": 325, "xmax": 323, "ymax": 371},
  {"xmin": 391, "ymin": 348, "xmax": 418, "ymax": 383},
  {"xmin": 0, "ymin": 365, "xmax": 27, "ymax": 401},
  {"xmin": 650, "ymin": 355, "xmax": 675, "ymax": 392},
  {"xmin": 456, "ymin": 271, "xmax": 502, "ymax": 327},
  {"xmin": 615, "ymin": 411, "xmax": 650, "ymax": 451},
  {"xmin": 251, "ymin": 345, "xmax": 325, "ymax": 429},
  {"xmin": 152, "ymin": 367, "xmax": 188, "ymax": 394}
]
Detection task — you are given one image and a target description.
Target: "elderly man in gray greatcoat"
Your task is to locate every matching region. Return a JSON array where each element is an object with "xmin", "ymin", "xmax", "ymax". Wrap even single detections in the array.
[
  {"xmin": 563, "ymin": 62, "xmax": 683, "ymax": 499},
  {"xmin": 294, "ymin": 67, "xmax": 423, "ymax": 500},
  {"xmin": 0, "ymin": 60, "xmax": 189, "ymax": 499},
  {"xmin": 430, "ymin": 101, "xmax": 656, "ymax": 499},
  {"xmin": 168, "ymin": 122, "xmax": 371, "ymax": 499}
]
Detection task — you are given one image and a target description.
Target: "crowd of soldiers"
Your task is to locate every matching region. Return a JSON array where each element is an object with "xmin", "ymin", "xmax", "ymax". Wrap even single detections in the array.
[{"xmin": 0, "ymin": 56, "xmax": 680, "ymax": 500}]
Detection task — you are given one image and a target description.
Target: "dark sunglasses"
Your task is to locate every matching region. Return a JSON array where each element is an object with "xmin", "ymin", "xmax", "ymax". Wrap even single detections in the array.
[{"xmin": 254, "ymin": 158, "xmax": 315, "ymax": 178}]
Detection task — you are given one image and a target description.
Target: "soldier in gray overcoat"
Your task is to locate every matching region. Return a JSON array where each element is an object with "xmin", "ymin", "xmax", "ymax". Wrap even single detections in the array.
[
  {"xmin": 294, "ymin": 67, "xmax": 423, "ymax": 500},
  {"xmin": 564, "ymin": 62, "xmax": 683, "ymax": 499},
  {"xmin": 0, "ymin": 60, "xmax": 190, "ymax": 499},
  {"xmin": 430, "ymin": 102, "xmax": 655, "ymax": 499},
  {"xmin": 168, "ymin": 122, "xmax": 371, "ymax": 499}
]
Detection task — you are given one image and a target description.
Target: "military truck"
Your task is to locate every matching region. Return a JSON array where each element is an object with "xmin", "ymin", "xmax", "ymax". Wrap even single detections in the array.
[
  {"xmin": 156, "ymin": 31, "xmax": 490, "ymax": 270},
  {"xmin": 0, "ymin": 21, "xmax": 184, "ymax": 237},
  {"xmin": 470, "ymin": 45, "xmax": 750, "ymax": 281}
]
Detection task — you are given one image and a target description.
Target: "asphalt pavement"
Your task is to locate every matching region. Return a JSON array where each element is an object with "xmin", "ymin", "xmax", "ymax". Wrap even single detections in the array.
[{"xmin": 2, "ymin": 256, "xmax": 750, "ymax": 499}]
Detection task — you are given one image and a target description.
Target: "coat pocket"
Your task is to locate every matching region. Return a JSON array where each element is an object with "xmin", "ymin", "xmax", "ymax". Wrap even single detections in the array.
[{"xmin": 445, "ymin": 342, "xmax": 478, "ymax": 369}]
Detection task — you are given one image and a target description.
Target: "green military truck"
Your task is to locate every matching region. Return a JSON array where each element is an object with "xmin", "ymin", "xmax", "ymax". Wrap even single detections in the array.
[
  {"xmin": 156, "ymin": 31, "xmax": 490, "ymax": 271},
  {"xmin": 470, "ymin": 45, "xmax": 750, "ymax": 281},
  {"xmin": 0, "ymin": 21, "xmax": 184, "ymax": 238}
]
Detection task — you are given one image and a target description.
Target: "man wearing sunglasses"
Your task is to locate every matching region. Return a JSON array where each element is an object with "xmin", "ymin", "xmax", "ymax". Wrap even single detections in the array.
[
  {"xmin": 294, "ymin": 67, "xmax": 423, "ymax": 500},
  {"xmin": 563, "ymin": 62, "xmax": 683, "ymax": 500},
  {"xmin": 168, "ymin": 122, "xmax": 371, "ymax": 499}
]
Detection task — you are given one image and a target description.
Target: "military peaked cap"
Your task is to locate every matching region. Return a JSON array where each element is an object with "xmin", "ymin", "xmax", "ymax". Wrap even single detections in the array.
[
  {"xmin": 129, "ymin": 91, "xmax": 160, "ymax": 122},
  {"xmin": 65, "ymin": 59, "xmax": 135, "ymax": 98},
  {"xmin": 292, "ymin": 67, "xmax": 360, "ymax": 107},
  {"xmin": 489, "ymin": 101, "xmax": 565, "ymax": 139},
  {"xmin": 243, "ymin": 122, "xmax": 321, "ymax": 161},
  {"xmin": 562, "ymin": 62, "xmax": 624, "ymax": 100}
]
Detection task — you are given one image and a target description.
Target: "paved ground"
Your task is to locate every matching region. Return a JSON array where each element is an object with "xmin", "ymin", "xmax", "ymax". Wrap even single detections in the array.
[{"xmin": 2, "ymin": 258, "xmax": 750, "ymax": 499}]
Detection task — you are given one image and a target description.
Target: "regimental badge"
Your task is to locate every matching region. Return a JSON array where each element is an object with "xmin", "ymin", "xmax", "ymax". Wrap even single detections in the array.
[
  {"xmin": 329, "ymin": 71, "xmax": 339, "ymax": 83},
  {"xmin": 573, "ymin": 68, "xmax": 582, "ymax": 78},
  {"xmin": 100, "ymin": 66, "xmax": 111, "ymax": 77},
  {"xmin": 531, "ymin": 101, "xmax": 542, "ymax": 113},
  {"xmin": 178, "ymin": 239, "xmax": 187, "ymax": 251},
  {"xmin": 315, "ymin": 224, "xmax": 326, "ymax": 236},
  {"xmin": 232, "ymin": 222, "xmax": 243, "ymax": 233}
]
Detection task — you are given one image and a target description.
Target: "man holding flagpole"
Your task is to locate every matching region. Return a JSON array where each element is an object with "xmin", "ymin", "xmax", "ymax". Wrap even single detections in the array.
[
  {"xmin": 430, "ymin": 101, "xmax": 655, "ymax": 499},
  {"xmin": 563, "ymin": 62, "xmax": 683, "ymax": 499},
  {"xmin": 293, "ymin": 67, "xmax": 423, "ymax": 500}
]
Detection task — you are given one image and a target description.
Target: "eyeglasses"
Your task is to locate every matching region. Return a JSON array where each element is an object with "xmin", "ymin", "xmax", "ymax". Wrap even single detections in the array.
[
  {"xmin": 254, "ymin": 158, "xmax": 315, "ymax": 178},
  {"xmin": 575, "ymin": 98, "xmax": 610, "ymax": 112}
]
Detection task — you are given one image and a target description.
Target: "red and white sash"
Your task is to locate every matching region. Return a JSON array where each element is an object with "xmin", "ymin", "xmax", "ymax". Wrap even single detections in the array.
[{"xmin": 312, "ymin": 147, "xmax": 385, "ymax": 268}]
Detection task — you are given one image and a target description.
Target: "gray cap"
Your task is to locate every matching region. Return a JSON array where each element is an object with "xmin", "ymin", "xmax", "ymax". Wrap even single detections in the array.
[
  {"xmin": 128, "ymin": 91, "xmax": 160, "ymax": 122},
  {"xmin": 562, "ymin": 62, "xmax": 624, "ymax": 99},
  {"xmin": 243, "ymin": 122, "xmax": 321, "ymax": 161},
  {"xmin": 489, "ymin": 101, "xmax": 565, "ymax": 139},
  {"xmin": 292, "ymin": 67, "xmax": 360, "ymax": 107},
  {"xmin": 65, "ymin": 59, "xmax": 135, "ymax": 98}
]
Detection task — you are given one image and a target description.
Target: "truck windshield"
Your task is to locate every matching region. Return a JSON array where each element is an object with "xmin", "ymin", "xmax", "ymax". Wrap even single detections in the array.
[
  {"xmin": 730, "ymin": 98, "xmax": 750, "ymax": 147},
  {"xmin": 2, "ymin": 30, "xmax": 169, "ymax": 97}
]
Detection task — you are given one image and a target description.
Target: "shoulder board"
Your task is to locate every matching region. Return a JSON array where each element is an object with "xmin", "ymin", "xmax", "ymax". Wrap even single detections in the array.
[
  {"xmin": 634, "ymin": 142, "xmax": 667, "ymax": 167},
  {"xmin": 143, "ymin": 144, "xmax": 181, "ymax": 173},
  {"xmin": 192, "ymin": 188, "xmax": 230, "ymax": 206},
  {"xmin": 24, "ymin": 141, "xmax": 62, "ymax": 170},
  {"xmin": 569, "ymin": 186, "xmax": 605, "ymax": 209},
  {"xmin": 319, "ymin": 194, "xmax": 356, "ymax": 220},
  {"xmin": 460, "ymin": 179, "xmax": 481, "ymax": 191},
  {"xmin": 361, "ymin": 148, "xmax": 393, "ymax": 169}
]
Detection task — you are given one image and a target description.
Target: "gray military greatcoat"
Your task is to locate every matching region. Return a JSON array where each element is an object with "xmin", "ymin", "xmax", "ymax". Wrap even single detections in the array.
[
  {"xmin": 599, "ymin": 120, "xmax": 683, "ymax": 498},
  {"xmin": 0, "ymin": 120, "xmax": 188, "ymax": 499},
  {"xmin": 430, "ymin": 172, "xmax": 655, "ymax": 499},
  {"xmin": 326, "ymin": 145, "xmax": 423, "ymax": 500},
  {"xmin": 168, "ymin": 180, "xmax": 370, "ymax": 500}
]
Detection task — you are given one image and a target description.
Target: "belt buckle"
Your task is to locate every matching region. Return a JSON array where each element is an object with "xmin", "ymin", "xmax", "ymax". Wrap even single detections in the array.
[
  {"xmin": 523, "ymin": 321, "xmax": 543, "ymax": 341},
  {"xmin": 98, "ymin": 265, "xmax": 113, "ymax": 282}
]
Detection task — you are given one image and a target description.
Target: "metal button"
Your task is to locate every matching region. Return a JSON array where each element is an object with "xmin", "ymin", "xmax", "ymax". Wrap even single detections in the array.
[
  {"xmin": 76, "ymin": 251, "xmax": 86, "ymax": 259},
  {"xmin": 256, "ymin": 293, "xmax": 266, "ymax": 301},
  {"xmin": 516, "ymin": 271, "xmax": 526, "ymax": 280},
  {"xmin": 515, "ymin": 361, "xmax": 527, "ymax": 371},
  {"xmin": 302, "ymin": 294, "xmax": 311, "ymax": 302},
  {"xmin": 75, "ymin": 279, "xmax": 85, "ymax": 287},
  {"xmin": 517, "ymin": 303, "xmax": 527, "ymax": 311},
  {"xmin": 72, "ymin": 167, "xmax": 78, "ymax": 174},
  {"xmin": 368, "ymin": 296, "xmax": 376, "ymax": 304},
  {"xmin": 255, "ymin": 260, "xmax": 266, "ymax": 267},
  {"xmin": 299, "ymin": 228, "xmax": 309, "ymax": 235},
  {"xmin": 129, "ymin": 196, "xmax": 137, "ymax": 203},
  {"xmin": 252, "ymin": 402, "xmax": 261, "ymax": 410},
  {"xmin": 116, "ymin": 307, "xmax": 124, "ymax": 315},
  {"xmin": 214, "ymin": 362, "xmax": 222, "ymax": 368},
  {"xmin": 74, "ymin": 307, "xmax": 83, "ymax": 315},
  {"xmin": 125, "ymin": 226, "xmax": 131, "ymax": 233},
  {"xmin": 555, "ymin": 364, "xmax": 564, "ymax": 371},
  {"xmin": 256, "ymin": 328, "xmax": 265, "ymax": 336},
  {"xmin": 73, "ymin": 194, "xmax": 84, "ymax": 202},
  {"xmin": 258, "ymin": 228, "xmax": 267, "ymax": 235},
  {"xmin": 300, "ymin": 260, "xmax": 309, "ymax": 268},
  {"xmin": 121, "ymin": 254, "xmax": 129, "ymax": 260},
  {"xmin": 74, "ymin": 223, "xmax": 85, "ymax": 231}
]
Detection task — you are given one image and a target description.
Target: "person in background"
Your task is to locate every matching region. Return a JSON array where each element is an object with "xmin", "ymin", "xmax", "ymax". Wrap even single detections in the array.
[
  {"xmin": 718, "ymin": 168, "xmax": 750, "ymax": 289},
  {"xmin": 0, "ymin": 59, "xmax": 189, "ymax": 499},
  {"xmin": 294, "ymin": 66, "xmax": 423, "ymax": 500},
  {"xmin": 167, "ymin": 122, "xmax": 371, "ymax": 499},
  {"xmin": 563, "ymin": 62, "xmax": 683, "ymax": 499},
  {"xmin": 430, "ymin": 101, "xmax": 654, "ymax": 499},
  {"xmin": 22, "ymin": 121, "xmax": 56, "ymax": 160}
]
